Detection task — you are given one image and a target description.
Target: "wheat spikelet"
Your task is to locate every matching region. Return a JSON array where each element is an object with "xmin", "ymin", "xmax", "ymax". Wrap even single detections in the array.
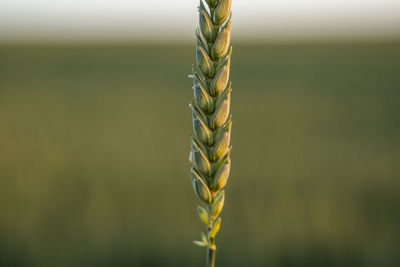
[{"xmin": 189, "ymin": 0, "xmax": 232, "ymax": 266}]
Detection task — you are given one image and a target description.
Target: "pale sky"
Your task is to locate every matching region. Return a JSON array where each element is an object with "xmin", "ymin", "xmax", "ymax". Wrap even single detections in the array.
[{"xmin": 0, "ymin": 0, "xmax": 399, "ymax": 42}]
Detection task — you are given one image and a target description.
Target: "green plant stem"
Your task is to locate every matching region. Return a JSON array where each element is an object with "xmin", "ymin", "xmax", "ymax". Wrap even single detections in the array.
[{"xmin": 206, "ymin": 245, "xmax": 216, "ymax": 267}]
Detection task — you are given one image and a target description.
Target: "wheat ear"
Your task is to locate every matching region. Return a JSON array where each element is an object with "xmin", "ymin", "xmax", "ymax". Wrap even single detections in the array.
[{"xmin": 189, "ymin": 0, "xmax": 232, "ymax": 266}]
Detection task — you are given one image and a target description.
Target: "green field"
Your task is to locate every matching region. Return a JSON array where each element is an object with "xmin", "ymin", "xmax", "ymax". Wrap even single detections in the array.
[{"xmin": 0, "ymin": 43, "xmax": 399, "ymax": 267}]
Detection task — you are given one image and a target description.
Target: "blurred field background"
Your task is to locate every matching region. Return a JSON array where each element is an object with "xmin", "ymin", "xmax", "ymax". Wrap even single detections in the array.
[{"xmin": 0, "ymin": 42, "xmax": 399, "ymax": 267}]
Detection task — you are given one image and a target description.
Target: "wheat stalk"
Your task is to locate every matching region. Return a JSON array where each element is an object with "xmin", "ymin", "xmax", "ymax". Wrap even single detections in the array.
[{"xmin": 189, "ymin": 0, "xmax": 232, "ymax": 266}]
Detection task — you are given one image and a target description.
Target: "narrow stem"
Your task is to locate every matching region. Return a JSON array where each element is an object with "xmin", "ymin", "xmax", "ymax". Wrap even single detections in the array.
[
  {"xmin": 206, "ymin": 207, "xmax": 216, "ymax": 267},
  {"xmin": 206, "ymin": 212, "xmax": 216, "ymax": 267},
  {"xmin": 206, "ymin": 246, "xmax": 216, "ymax": 267}
]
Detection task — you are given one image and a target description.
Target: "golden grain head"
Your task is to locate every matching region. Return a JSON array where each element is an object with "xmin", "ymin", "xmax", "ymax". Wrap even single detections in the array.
[{"xmin": 190, "ymin": 0, "xmax": 232, "ymax": 253}]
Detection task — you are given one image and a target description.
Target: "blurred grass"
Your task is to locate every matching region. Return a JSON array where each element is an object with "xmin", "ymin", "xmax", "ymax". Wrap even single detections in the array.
[{"xmin": 0, "ymin": 43, "xmax": 399, "ymax": 267}]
